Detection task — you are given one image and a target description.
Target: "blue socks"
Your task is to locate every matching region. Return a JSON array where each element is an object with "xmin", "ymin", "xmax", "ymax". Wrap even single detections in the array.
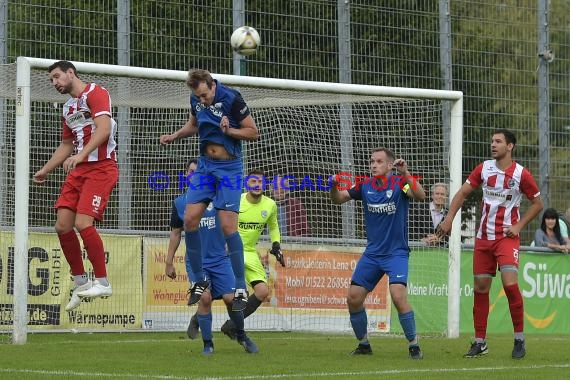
[
  {"xmin": 350, "ymin": 308, "xmax": 368, "ymax": 340},
  {"xmin": 399, "ymin": 310, "xmax": 417, "ymax": 342},
  {"xmin": 183, "ymin": 248, "xmax": 198, "ymax": 283},
  {"xmin": 197, "ymin": 313, "xmax": 212, "ymax": 341},
  {"xmin": 185, "ymin": 230, "xmax": 203, "ymax": 281},
  {"xmin": 226, "ymin": 232, "xmax": 246, "ymax": 289}
]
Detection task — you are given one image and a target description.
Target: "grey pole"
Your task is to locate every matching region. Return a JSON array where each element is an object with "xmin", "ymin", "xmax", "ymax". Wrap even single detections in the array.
[
  {"xmin": 338, "ymin": 0, "xmax": 355, "ymax": 239},
  {"xmin": 232, "ymin": 0, "xmax": 245, "ymax": 77},
  {"xmin": 232, "ymin": 1, "xmax": 250, "ymax": 174},
  {"xmin": 0, "ymin": 0, "xmax": 8, "ymax": 226},
  {"xmin": 439, "ymin": 0, "xmax": 453, "ymax": 168},
  {"xmin": 537, "ymin": 0, "xmax": 551, "ymax": 208},
  {"xmin": 117, "ymin": 0, "xmax": 132, "ymax": 228}
]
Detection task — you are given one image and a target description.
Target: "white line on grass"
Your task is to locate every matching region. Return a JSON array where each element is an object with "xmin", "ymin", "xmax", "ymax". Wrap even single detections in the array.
[
  {"xmin": 0, "ymin": 368, "xmax": 182, "ymax": 379},
  {"xmin": 19, "ymin": 334, "xmax": 570, "ymax": 347},
  {"xmin": 2, "ymin": 363, "xmax": 569, "ymax": 379}
]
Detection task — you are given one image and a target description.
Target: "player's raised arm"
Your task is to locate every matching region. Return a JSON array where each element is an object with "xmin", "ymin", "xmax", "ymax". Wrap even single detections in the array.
[
  {"xmin": 330, "ymin": 174, "xmax": 352, "ymax": 204},
  {"xmin": 160, "ymin": 115, "xmax": 198, "ymax": 145},
  {"xmin": 222, "ymin": 114, "xmax": 259, "ymax": 141},
  {"xmin": 393, "ymin": 158, "xmax": 426, "ymax": 201}
]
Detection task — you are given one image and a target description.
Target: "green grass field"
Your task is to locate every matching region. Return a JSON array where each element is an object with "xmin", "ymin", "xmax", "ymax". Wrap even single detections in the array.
[{"xmin": 0, "ymin": 332, "xmax": 568, "ymax": 379}]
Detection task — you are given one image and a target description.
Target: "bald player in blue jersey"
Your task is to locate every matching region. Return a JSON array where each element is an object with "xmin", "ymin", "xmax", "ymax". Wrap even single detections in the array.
[
  {"xmin": 330, "ymin": 147, "xmax": 426, "ymax": 359},
  {"xmin": 166, "ymin": 195, "xmax": 259, "ymax": 355},
  {"xmin": 160, "ymin": 69, "xmax": 259, "ymax": 312}
]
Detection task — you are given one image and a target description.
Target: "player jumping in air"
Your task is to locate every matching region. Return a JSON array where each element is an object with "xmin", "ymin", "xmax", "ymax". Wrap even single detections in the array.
[
  {"xmin": 160, "ymin": 69, "xmax": 259, "ymax": 311},
  {"xmin": 166, "ymin": 195, "xmax": 259, "ymax": 354},
  {"xmin": 35, "ymin": 60, "xmax": 118, "ymax": 311}
]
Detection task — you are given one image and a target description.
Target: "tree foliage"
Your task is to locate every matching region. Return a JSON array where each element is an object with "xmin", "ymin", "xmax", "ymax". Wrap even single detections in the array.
[{"xmin": 5, "ymin": 0, "xmax": 570, "ymax": 238}]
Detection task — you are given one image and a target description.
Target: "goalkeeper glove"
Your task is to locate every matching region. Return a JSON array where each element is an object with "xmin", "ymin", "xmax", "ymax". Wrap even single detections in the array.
[{"xmin": 269, "ymin": 242, "xmax": 285, "ymax": 267}]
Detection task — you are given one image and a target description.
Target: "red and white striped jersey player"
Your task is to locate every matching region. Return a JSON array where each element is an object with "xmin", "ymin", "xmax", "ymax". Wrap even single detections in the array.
[
  {"xmin": 437, "ymin": 128, "xmax": 543, "ymax": 359},
  {"xmin": 34, "ymin": 60, "xmax": 118, "ymax": 311}
]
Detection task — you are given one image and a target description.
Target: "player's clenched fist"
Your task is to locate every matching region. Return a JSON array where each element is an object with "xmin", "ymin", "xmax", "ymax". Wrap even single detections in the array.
[
  {"xmin": 33, "ymin": 169, "xmax": 47, "ymax": 185},
  {"xmin": 331, "ymin": 174, "xmax": 341, "ymax": 185},
  {"xmin": 165, "ymin": 263, "xmax": 177, "ymax": 279},
  {"xmin": 159, "ymin": 133, "xmax": 176, "ymax": 145}
]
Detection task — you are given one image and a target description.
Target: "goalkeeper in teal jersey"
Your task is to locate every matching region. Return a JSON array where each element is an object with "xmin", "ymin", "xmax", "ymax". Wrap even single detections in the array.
[{"xmin": 220, "ymin": 169, "xmax": 285, "ymax": 339}]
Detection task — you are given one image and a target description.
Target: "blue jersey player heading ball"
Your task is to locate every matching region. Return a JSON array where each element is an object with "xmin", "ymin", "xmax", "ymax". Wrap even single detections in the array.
[
  {"xmin": 160, "ymin": 69, "xmax": 259, "ymax": 312},
  {"xmin": 330, "ymin": 147, "xmax": 426, "ymax": 359}
]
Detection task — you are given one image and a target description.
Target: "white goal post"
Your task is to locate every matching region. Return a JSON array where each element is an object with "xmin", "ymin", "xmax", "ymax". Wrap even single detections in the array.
[{"xmin": 9, "ymin": 57, "xmax": 463, "ymax": 344}]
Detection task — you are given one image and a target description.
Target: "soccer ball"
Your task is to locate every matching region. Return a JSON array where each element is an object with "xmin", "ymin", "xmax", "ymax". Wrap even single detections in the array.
[{"xmin": 230, "ymin": 26, "xmax": 260, "ymax": 56}]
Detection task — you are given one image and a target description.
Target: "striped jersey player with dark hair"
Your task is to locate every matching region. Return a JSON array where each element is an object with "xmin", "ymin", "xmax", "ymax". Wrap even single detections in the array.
[
  {"xmin": 220, "ymin": 170, "xmax": 285, "ymax": 339},
  {"xmin": 160, "ymin": 69, "xmax": 259, "ymax": 312},
  {"xmin": 166, "ymin": 167, "xmax": 258, "ymax": 354},
  {"xmin": 437, "ymin": 129, "xmax": 543, "ymax": 359},
  {"xmin": 34, "ymin": 60, "xmax": 118, "ymax": 311},
  {"xmin": 330, "ymin": 147, "xmax": 426, "ymax": 359}
]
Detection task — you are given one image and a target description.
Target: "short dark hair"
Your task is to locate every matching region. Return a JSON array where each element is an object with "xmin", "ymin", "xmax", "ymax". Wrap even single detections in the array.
[
  {"xmin": 247, "ymin": 169, "xmax": 264, "ymax": 177},
  {"xmin": 371, "ymin": 147, "xmax": 395, "ymax": 162},
  {"xmin": 48, "ymin": 60, "xmax": 77, "ymax": 75},
  {"xmin": 493, "ymin": 128, "xmax": 517, "ymax": 146},
  {"xmin": 186, "ymin": 69, "xmax": 214, "ymax": 90},
  {"xmin": 185, "ymin": 158, "xmax": 198, "ymax": 170}
]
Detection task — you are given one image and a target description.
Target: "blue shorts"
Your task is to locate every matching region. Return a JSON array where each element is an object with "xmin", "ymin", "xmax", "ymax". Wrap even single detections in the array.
[
  {"xmin": 203, "ymin": 258, "xmax": 235, "ymax": 300},
  {"xmin": 185, "ymin": 157, "xmax": 243, "ymax": 212},
  {"xmin": 351, "ymin": 251, "xmax": 410, "ymax": 291}
]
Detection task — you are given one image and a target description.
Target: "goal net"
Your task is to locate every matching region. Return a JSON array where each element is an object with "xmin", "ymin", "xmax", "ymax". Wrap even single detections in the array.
[{"xmin": 0, "ymin": 58, "xmax": 463, "ymax": 344}]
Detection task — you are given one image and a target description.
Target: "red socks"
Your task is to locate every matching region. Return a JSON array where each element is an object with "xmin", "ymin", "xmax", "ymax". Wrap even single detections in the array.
[
  {"xmin": 504, "ymin": 283, "xmax": 524, "ymax": 333},
  {"xmin": 79, "ymin": 226, "xmax": 107, "ymax": 278},
  {"xmin": 57, "ymin": 230, "xmax": 84, "ymax": 276},
  {"xmin": 473, "ymin": 290, "xmax": 489, "ymax": 339},
  {"xmin": 473, "ymin": 284, "xmax": 524, "ymax": 339}
]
